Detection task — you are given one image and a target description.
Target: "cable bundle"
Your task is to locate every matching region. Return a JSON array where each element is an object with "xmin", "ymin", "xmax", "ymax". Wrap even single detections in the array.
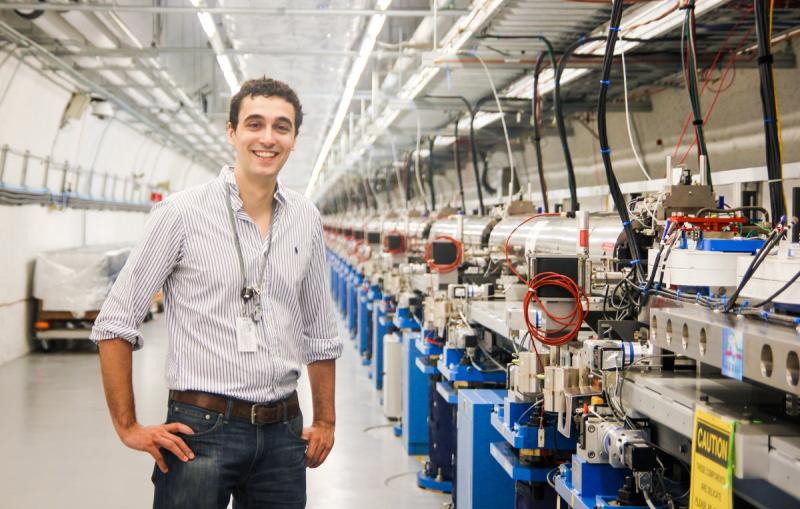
[
  {"xmin": 425, "ymin": 235, "xmax": 462, "ymax": 273},
  {"xmin": 724, "ymin": 219, "xmax": 789, "ymax": 312},
  {"xmin": 680, "ymin": 2, "xmax": 713, "ymax": 188},
  {"xmin": 754, "ymin": 0, "xmax": 787, "ymax": 221},
  {"xmin": 596, "ymin": 0, "xmax": 645, "ymax": 284}
]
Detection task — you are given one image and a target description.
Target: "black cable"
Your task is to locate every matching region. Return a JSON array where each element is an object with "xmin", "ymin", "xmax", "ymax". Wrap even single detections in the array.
[
  {"xmin": 453, "ymin": 119, "xmax": 467, "ymax": 213},
  {"xmin": 405, "ymin": 154, "xmax": 412, "ymax": 211},
  {"xmin": 425, "ymin": 95, "xmax": 485, "ymax": 215},
  {"xmin": 384, "ymin": 167, "xmax": 393, "ymax": 209},
  {"xmin": 725, "ymin": 226, "xmax": 785, "ymax": 312},
  {"xmin": 754, "ymin": 268, "xmax": 800, "ymax": 308},
  {"xmin": 596, "ymin": 2, "xmax": 644, "ymax": 283},
  {"xmin": 480, "ymin": 151, "xmax": 497, "ymax": 195},
  {"xmin": 754, "ymin": 0, "xmax": 787, "ymax": 222},
  {"xmin": 427, "ymin": 137, "xmax": 436, "ymax": 211},
  {"xmin": 360, "ymin": 175, "xmax": 374, "ymax": 211},
  {"xmin": 681, "ymin": 4, "xmax": 713, "ymax": 188},
  {"xmin": 531, "ymin": 50, "xmax": 554, "ymax": 212},
  {"xmin": 556, "ymin": 35, "xmax": 605, "ymax": 212}
]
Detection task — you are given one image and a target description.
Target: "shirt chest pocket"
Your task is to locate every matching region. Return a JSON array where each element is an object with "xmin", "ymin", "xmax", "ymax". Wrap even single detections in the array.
[{"xmin": 269, "ymin": 240, "xmax": 311, "ymax": 290}]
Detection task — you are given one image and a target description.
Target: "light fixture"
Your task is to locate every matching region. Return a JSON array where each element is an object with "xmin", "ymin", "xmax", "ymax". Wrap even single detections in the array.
[
  {"xmin": 305, "ymin": 0, "xmax": 392, "ymax": 196},
  {"xmin": 306, "ymin": 0, "xmax": 508, "ymax": 198},
  {"xmin": 190, "ymin": 0, "xmax": 239, "ymax": 94}
]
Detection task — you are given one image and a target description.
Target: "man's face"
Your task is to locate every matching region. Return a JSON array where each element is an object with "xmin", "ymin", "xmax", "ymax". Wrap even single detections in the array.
[{"xmin": 227, "ymin": 95, "xmax": 296, "ymax": 179}]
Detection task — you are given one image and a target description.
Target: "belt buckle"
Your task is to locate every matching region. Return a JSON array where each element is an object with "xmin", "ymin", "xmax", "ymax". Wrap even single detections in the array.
[{"xmin": 250, "ymin": 404, "xmax": 264, "ymax": 425}]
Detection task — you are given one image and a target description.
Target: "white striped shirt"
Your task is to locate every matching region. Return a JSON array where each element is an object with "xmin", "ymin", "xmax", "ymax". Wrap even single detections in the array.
[{"xmin": 91, "ymin": 166, "xmax": 342, "ymax": 403}]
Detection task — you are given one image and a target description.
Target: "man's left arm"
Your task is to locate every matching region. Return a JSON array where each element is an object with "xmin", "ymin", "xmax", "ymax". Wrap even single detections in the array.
[
  {"xmin": 299, "ymin": 210, "xmax": 343, "ymax": 468},
  {"xmin": 303, "ymin": 359, "xmax": 335, "ymax": 468}
]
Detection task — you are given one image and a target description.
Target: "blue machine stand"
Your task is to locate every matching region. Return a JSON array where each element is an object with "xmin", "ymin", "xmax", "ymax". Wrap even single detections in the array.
[
  {"xmin": 416, "ymin": 471, "xmax": 452, "ymax": 492},
  {"xmin": 356, "ymin": 281, "xmax": 374, "ymax": 365},
  {"xmin": 346, "ymin": 271, "xmax": 362, "ymax": 339},
  {"xmin": 417, "ymin": 345, "xmax": 508, "ymax": 498},
  {"xmin": 490, "ymin": 397, "xmax": 578, "ymax": 508},
  {"xmin": 395, "ymin": 305, "xmax": 429, "ymax": 456},
  {"xmin": 414, "ymin": 333, "xmax": 452, "ymax": 493},
  {"xmin": 455, "ymin": 390, "xmax": 515, "ymax": 509},
  {"xmin": 437, "ymin": 346, "xmax": 507, "ymax": 384},
  {"xmin": 371, "ymin": 295, "xmax": 393, "ymax": 391}
]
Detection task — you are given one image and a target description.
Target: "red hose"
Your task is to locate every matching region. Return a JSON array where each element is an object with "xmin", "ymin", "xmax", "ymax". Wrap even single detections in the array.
[
  {"xmin": 503, "ymin": 213, "xmax": 561, "ymax": 284},
  {"xmin": 523, "ymin": 271, "xmax": 588, "ymax": 347},
  {"xmin": 355, "ymin": 240, "xmax": 373, "ymax": 262},
  {"xmin": 501, "ymin": 214, "xmax": 587, "ymax": 351},
  {"xmin": 425, "ymin": 235, "xmax": 463, "ymax": 273}
]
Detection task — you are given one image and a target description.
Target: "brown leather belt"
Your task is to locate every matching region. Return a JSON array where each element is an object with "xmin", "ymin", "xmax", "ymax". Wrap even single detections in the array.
[{"xmin": 169, "ymin": 390, "xmax": 299, "ymax": 426}]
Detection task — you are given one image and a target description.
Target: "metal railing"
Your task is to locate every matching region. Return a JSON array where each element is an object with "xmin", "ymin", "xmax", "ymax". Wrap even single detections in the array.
[{"xmin": 0, "ymin": 144, "xmax": 163, "ymax": 212}]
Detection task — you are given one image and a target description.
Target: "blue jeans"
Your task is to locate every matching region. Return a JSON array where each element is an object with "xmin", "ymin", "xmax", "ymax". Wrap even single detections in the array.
[{"xmin": 152, "ymin": 396, "xmax": 307, "ymax": 508}]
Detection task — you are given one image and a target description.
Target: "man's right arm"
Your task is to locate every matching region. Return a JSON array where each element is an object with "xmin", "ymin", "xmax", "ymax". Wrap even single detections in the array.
[
  {"xmin": 98, "ymin": 338, "xmax": 194, "ymax": 473},
  {"xmin": 91, "ymin": 199, "xmax": 192, "ymax": 472}
]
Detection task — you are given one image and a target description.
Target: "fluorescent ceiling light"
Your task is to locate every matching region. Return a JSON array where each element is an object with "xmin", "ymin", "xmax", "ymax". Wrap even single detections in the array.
[
  {"xmin": 197, "ymin": 12, "xmax": 217, "ymax": 39},
  {"xmin": 191, "ymin": 0, "xmax": 239, "ymax": 94},
  {"xmin": 305, "ymin": 0, "xmax": 392, "ymax": 196},
  {"xmin": 216, "ymin": 55, "xmax": 240, "ymax": 94},
  {"xmin": 306, "ymin": 0, "xmax": 508, "ymax": 198}
]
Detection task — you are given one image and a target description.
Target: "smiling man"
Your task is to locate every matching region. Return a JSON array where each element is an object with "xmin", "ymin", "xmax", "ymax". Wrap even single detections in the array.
[{"xmin": 91, "ymin": 77, "xmax": 342, "ymax": 508}]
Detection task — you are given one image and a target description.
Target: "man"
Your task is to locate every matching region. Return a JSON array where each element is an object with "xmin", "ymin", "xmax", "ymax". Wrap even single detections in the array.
[{"xmin": 92, "ymin": 77, "xmax": 342, "ymax": 508}]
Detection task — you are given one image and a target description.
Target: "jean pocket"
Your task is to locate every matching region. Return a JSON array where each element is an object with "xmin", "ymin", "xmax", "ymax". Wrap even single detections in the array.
[
  {"xmin": 168, "ymin": 402, "xmax": 224, "ymax": 438},
  {"xmin": 284, "ymin": 413, "xmax": 307, "ymax": 443}
]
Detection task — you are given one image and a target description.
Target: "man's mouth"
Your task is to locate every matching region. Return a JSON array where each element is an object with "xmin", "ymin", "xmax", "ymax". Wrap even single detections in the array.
[{"xmin": 252, "ymin": 150, "xmax": 278, "ymax": 159}]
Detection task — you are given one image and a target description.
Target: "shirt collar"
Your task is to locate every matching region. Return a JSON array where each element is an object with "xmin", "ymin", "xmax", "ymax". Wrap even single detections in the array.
[{"xmin": 219, "ymin": 165, "xmax": 287, "ymax": 212}]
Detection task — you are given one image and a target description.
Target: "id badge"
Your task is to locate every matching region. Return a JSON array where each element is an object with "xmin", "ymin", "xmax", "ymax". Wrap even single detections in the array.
[{"xmin": 236, "ymin": 316, "xmax": 258, "ymax": 352}]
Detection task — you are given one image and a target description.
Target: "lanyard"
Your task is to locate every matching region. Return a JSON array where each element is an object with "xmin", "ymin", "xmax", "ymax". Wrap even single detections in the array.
[{"xmin": 225, "ymin": 183, "xmax": 276, "ymax": 321}]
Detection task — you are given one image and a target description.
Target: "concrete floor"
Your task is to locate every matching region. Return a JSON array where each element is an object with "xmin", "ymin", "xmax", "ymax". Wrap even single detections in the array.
[{"xmin": 0, "ymin": 316, "xmax": 451, "ymax": 509}]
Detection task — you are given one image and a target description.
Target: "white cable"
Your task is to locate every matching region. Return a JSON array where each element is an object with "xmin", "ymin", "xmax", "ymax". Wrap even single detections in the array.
[
  {"xmin": 620, "ymin": 40, "xmax": 651, "ymax": 180},
  {"xmin": 643, "ymin": 489, "xmax": 657, "ymax": 509},
  {"xmin": 389, "ymin": 136, "xmax": 407, "ymax": 210},
  {"xmin": 413, "ymin": 107, "xmax": 431, "ymax": 212},
  {"xmin": 458, "ymin": 50, "xmax": 517, "ymax": 200}
]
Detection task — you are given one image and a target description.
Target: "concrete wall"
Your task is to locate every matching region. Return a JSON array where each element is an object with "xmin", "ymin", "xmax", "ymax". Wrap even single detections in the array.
[{"xmin": 0, "ymin": 48, "xmax": 216, "ymax": 365}]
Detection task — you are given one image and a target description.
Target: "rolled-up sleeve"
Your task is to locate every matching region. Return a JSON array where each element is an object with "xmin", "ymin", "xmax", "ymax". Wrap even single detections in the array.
[
  {"xmin": 90, "ymin": 199, "xmax": 184, "ymax": 350},
  {"xmin": 299, "ymin": 211, "xmax": 342, "ymax": 364}
]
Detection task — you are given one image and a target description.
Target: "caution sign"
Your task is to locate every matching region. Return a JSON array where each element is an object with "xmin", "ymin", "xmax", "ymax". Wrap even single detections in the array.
[{"xmin": 689, "ymin": 407, "xmax": 736, "ymax": 509}]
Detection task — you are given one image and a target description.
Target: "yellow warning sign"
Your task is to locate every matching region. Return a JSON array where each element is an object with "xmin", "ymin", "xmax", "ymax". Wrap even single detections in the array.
[{"xmin": 689, "ymin": 407, "xmax": 736, "ymax": 509}]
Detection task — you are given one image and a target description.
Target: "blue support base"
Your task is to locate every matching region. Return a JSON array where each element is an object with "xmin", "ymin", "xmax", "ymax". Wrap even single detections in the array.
[
  {"xmin": 492, "ymin": 403, "xmax": 578, "ymax": 450},
  {"xmin": 437, "ymin": 347, "xmax": 507, "ymax": 384},
  {"xmin": 416, "ymin": 471, "xmax": 453, "ymax": 493},
  {"xmin": 436, "ymin": 380, "xmax": 458, "ymax": 405},
  {"xmin": 402, "ymin": 330, "xmax": 429, "ymax": 456},
  {"xmin": 697, "ymin": 237, "xmax": 765, "ymax": 253},
  {"xmin": 552, "ymin": 456, "xmax": 655, "ymax": 509},
  {"xmin": 489, "ymin": 441, "xmax": 554, "ymax": 482},
  {"xmin": 371, "ymin": 295, "xmax": 393, "ymax": 391},
  {"xmin": 357, "ymin": 286, "xmax": 372, "ymax": 359},
  {"xmin": 392, "ymin": 424, "xmax": 402, "ymax": 437},
  {"xmin": 456, "ymin": 389, "xmax": 515, "ymax": 509}
]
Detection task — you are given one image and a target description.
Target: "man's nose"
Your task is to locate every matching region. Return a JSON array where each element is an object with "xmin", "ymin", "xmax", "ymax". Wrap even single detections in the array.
[{"xmin": 258, "ymin": 127, "xmax": 276, "ymax": 145}]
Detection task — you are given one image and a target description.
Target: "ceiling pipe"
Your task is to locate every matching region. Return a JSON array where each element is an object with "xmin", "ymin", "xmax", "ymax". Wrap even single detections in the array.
[{"xmin": 0, "ymin": 4, "xmax": 469, "ymax": 17}]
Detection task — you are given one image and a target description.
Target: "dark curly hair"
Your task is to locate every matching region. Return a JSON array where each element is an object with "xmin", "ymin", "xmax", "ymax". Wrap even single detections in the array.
[{"xmin": 228, "ymin": 77, "xmax": 303, "ymax": 135}]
